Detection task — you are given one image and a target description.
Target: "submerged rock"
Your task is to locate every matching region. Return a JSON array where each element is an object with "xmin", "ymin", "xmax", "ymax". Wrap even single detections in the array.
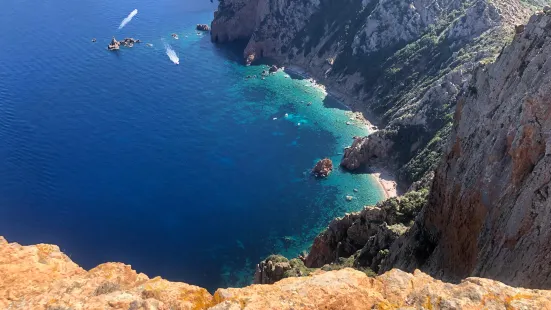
[
  {"xmin": 196, "ymin": 24, "xmax": 210, "ymax": 31},
  {"xmin": 312, "ymin": 158, "xmax": 333, "ymax": 178}
]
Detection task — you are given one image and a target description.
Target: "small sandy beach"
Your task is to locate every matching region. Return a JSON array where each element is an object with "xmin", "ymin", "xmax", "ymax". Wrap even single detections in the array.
[
  {"xmin": 372, "ymin": 170, "xmax": 398, "ymax": 199},
  {"xmin": 285, "ymin": 65, "xmax": 397, "ymax": 200}
]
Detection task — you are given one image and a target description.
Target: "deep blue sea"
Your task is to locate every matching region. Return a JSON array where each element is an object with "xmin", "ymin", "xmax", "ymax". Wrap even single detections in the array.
[{"xmin": 0, "ymin": 0, "xmax": 383, "ymax": 291}]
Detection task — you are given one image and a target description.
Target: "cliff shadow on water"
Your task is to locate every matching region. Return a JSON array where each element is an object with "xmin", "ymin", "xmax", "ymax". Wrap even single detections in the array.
[{"xmin": 211, "ymin": 39, "xmax": 251, "ymax": 65}]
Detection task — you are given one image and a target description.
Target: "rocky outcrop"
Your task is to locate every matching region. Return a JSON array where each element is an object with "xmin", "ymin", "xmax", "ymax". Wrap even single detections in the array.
[
  {"xmin": 340, "ymin": 133, "xmax": 392, "ymax": 171},
  {"xmin": 212, "ymin": 0, "xmax": 540, "ymax": 187},
  {"xmin": 312, "ymin": 158, "xmax": 333, "ymax": 177},
  {"xmin": 3, "ymin": 236, "xmax": 551, "ymax": 310},
  {"xmin": 305, "ymin": 206, "xmax": 385, "ymax": 268},
  {"xmin": 383, "ymin": 12, "xmax": 551, "ymax": 289},
  {"xmin": 253, "ymin": 255, "xmax": 292, "ymax": 284},
  {"xmin": 196, "ymin": 24, "xmax": 210, "ymax": 31},
  {"xmin": 0, "ymin": 236, "xmax": 213, "ymax": 310},
  {"xmin": 216, "ymin": 268, "xmax": 551, "ymax": 309},
  {"xmin": 119, "ymin": 37, "xmax": 141, "ymax": 47},
  {"xmin": 304, "ymin": 189, "xmax": 427, "ymax": 268},
  {"xmin": 107, "ymin": 37, "xmax": 120, "ymax": 50},
  {"xmin": 107, "ymin": 37, "xmax": 140, "ymax": 50}
]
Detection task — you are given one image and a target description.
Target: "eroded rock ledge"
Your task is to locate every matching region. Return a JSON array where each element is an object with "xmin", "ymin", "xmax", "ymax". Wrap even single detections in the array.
[{"xmin": 2, "ymin": 236, "xmax": 551, "ymax": 310}]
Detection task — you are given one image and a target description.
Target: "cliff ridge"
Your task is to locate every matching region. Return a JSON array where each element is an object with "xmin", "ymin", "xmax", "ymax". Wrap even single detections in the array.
[{"xmin": 2, "ymin": 236, "xmax": 551, "ymax": 309}]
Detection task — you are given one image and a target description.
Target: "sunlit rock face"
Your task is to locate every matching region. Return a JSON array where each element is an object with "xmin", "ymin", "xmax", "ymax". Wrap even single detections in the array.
[{"xmin": 3, "ymin": 236, "xmax": 551, "ymax": 309}]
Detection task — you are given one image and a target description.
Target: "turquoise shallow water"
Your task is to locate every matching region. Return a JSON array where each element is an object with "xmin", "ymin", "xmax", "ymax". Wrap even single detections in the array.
[{"xmin": 0, "ymin": 0, "xmax": 384, "ymax": 290}]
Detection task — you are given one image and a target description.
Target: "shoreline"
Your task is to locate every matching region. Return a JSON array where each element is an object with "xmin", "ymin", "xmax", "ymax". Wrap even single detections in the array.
[
  {"xmin": 284, "ymin": 65, "xmax": 397, "ymax": 200},
  {"xmin": 372, "ymin": 170, "xmax": 398, "ymax": 199}
]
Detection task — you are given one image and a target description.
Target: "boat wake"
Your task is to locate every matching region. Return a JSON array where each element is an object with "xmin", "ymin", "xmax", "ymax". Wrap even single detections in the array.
[
  {"xmin": 119, "ymin": 9, "xmax": 138, "ymax": 30},
  {"xmin": 164, "ymin": 42, "xmax": 179, "ymax": 65}
]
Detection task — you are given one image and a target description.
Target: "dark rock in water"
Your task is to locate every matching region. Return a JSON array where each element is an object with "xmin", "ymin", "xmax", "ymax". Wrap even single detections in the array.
[
  {"xmin": 120, "ymin": 38, "xmax": 140, "ymax": 47},
  {"xmin": 108, "ymin": 37, "xmax": 141, "ymax": 50},
  {"xmin": 269, "ymin": 65, "xmax": 279, "ymax": 73},
  {"xmin": 91, "ymin": 38, "xmax": 96, "ymax": 43},
  {"xmin": 196, "ymin": 24, "xmax": 210, "ymax": 31},
  {"xmin": 171, "ymin": 33, "xmax": 179, "ymax": 39},
  {"xmin": 107, "ymin": 37, "xmax": 120, "ymax": 51},
  {"xmin": 312, "ymin": 158, "xmax": 333, "ymax": 178}
]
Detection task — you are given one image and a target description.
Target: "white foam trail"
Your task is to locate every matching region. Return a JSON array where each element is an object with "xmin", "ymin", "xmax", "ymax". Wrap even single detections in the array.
[
  {"xmin": 118, "ymin": 9, "xmax": 138, "ymax": 30},
  {"xmin": 164, "ymin": 43, "xmax": 179, "ymax": 65}
]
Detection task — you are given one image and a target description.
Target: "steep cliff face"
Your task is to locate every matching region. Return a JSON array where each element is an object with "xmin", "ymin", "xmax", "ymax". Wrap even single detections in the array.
[
  {"xmin": 3, "ymin": 236, "xmax": 551, "ymax": 310},
  {"xmin": 212, "ymin": 0, "xmax": 540, "ymax": 185},
  {"xmin": 382, "ymin": 11, "xmax": 551, "ymax": 288}
]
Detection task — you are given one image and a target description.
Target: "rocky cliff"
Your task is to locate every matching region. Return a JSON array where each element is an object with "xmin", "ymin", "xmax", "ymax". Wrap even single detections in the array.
[
  {"xmin": 211, "ymin": 0, "xmax": 543, "ymax": 186},
  {"xmin": 3, "ymin": 236, "xmax": 551, "ymax": 310},
  {"xmin": 213, "ymin": 0, "xmax": 551, "ymax": 291},
  {"xmin": 380, "ymin": 10, "xmax": 551, "ymax": 289}
]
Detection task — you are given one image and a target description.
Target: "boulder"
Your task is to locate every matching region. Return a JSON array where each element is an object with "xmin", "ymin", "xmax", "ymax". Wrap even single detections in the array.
[
  {"xmin": 312, "ymin": 158, "xmax": 333, "ymax": 178},
  {"xmin": 269, "ymin": 65, "xmax": 279, "ymax": 73}
]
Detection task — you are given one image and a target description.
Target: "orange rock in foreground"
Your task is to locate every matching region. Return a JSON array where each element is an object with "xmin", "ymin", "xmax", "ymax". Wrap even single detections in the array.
[{"xmin": 1, "ymin": 236, "xmax": 551, "ymax": 310}]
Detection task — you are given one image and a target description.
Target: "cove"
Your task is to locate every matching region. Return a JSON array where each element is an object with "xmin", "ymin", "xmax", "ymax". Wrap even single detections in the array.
[{"xmin": 0, "ymin": 0, "xmax": 384, "ymax": 291}]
